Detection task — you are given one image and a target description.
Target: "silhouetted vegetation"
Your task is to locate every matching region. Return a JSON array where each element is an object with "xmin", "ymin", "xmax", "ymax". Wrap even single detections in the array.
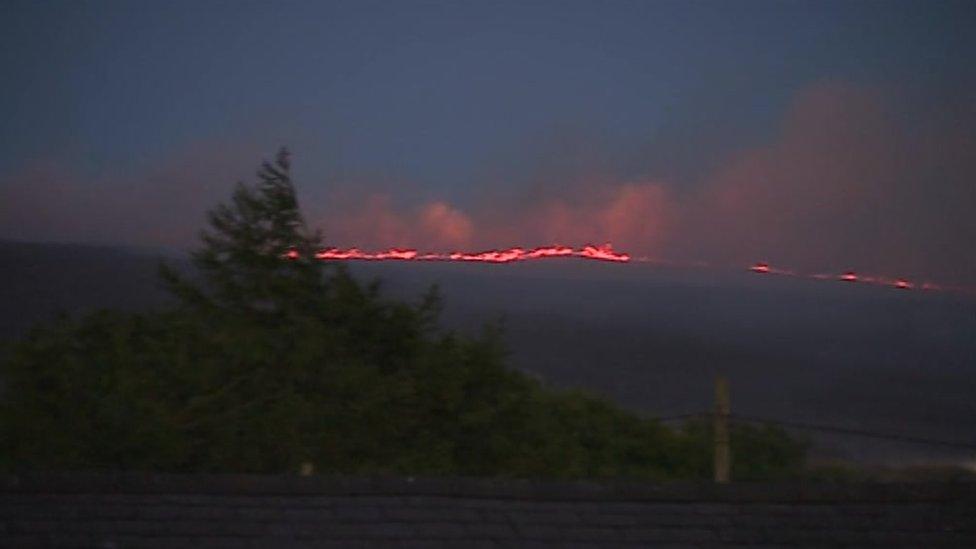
[{"xmin": 0, "ymin": 149, "xmax": 807, "ymax": 479}]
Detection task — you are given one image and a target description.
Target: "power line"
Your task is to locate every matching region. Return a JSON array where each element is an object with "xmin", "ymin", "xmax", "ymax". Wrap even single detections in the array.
[
  {"xmin": 651, "ymin": 413, "xmax": 706, "ymax": 422},
  {"xmin": 730, "ymin": 414, "xmax": 976, "ymax": 451},
  {"xmin": 650, "ymin": 412, "xmax": 976, "ymax": 451}
]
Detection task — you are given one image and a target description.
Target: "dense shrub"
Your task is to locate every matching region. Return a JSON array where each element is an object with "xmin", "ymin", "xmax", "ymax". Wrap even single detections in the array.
[{"xmin": 0, "ymin": 150, "xmax": 807, "ymax": 479}]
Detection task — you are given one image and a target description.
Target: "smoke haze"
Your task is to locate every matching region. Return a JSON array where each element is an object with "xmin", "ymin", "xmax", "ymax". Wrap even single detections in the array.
[{"xmin": 1, "ymin": 82, "xmax": 974, "ymax": 285}]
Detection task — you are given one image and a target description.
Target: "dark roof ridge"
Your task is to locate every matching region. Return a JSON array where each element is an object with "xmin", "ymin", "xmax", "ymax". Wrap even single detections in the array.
[{"xmin": 4, "ymin": 473, "xmax": 975, "ymax": 503}]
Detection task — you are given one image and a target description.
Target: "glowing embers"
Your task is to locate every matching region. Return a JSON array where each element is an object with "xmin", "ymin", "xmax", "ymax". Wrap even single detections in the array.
[
  {"xmin": 310, "ymin": 248, "xmax": 417, "ymax": 260},
  {"xmin": 578, "ymin": 244, "xmax": 630, "ymax": 262},
  {"xmin": 745, "ymin": 262, "xmax": 925, "ymax": 292},
  {"xmin": 289, "ymin": 247, "xmax": 963, "ymax": 295},
  {"xmin": 445, "ymin": 244, "xmax": 628, "ymax": 263},
  {"xmin": 308, "ymin": 243, "xmax": 630, "ymax": 264}
]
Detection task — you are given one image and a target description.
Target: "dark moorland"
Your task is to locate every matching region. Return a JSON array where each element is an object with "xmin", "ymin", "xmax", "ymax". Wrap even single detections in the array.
[{"xmin": 3, "ymin": 238, "xmax": 974, "ymax": 468}]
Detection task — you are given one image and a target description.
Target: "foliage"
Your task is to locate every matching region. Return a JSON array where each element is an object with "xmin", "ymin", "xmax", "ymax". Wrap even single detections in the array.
[
  {"xmin": 0, "ymin": 149, "xmax": 807, "ymax": 479},
  {"xmin": 672, "ymin": 419, "xmax": 809, "ymax": 481}
]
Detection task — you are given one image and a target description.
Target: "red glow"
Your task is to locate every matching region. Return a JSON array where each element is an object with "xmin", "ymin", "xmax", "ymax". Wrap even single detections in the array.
[
  {"xmin": 285, "ymin": 246, "xmax": 969, "ymax": 297},
  {"xmin": 578, "ymin": 244, "xmax": 630, "ymax": 262},
  {"xmin": 313, "ymin": 243, "xmax": 630, "ymax": 264}
]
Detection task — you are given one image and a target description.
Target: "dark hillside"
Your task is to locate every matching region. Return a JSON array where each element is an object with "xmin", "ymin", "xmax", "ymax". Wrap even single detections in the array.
[
  {"xmin": 2, "ymin": 242, "xmax": 974, "ymax": 467},
  {"xmin": 0, "ymin": 240, "xmax": 174, "ymax": 342}
]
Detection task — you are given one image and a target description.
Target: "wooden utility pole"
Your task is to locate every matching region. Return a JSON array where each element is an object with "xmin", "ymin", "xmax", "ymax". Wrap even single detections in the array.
[{"xmin": 713, "ymin": 375, "xmax": 731, "ymax": 483}]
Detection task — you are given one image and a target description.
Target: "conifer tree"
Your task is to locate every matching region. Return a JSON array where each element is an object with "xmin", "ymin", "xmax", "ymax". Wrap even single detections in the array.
[
  {"xmin": 0, "ymin": 149, "xmax": 807, "ymax": 478},
  {"xmin": 159, "ymin": 147, "xmax": 330, "ymax": 319}
]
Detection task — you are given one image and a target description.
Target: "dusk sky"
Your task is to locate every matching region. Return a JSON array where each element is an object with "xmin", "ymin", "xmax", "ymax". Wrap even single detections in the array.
[{"xmin": 2, "ymin": 0, "xmax": 975, "ymax": 284}]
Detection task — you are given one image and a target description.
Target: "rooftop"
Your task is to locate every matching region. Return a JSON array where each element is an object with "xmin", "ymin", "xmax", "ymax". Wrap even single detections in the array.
[{"xmin": 3, "ymin": 473, "xmax": 975, "ymax": 547}]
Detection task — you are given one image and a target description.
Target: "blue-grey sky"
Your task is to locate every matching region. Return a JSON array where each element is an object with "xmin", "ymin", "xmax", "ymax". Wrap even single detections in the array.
[{"xmin": 1, "ymin": 0, "xmax": 975, "ymax": 283}]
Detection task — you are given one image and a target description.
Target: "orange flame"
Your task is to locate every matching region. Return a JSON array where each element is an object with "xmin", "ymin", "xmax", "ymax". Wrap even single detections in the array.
[
  {"xmin": 304, "ymin": 243, "xmax": 629, "ymax": 264},
  {"xmin": 285, "ymin": 247, "xmax": 970, "ymax": 296}
]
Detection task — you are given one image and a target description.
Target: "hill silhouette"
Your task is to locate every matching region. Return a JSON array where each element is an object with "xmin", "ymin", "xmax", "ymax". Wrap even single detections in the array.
[{"xmin": 2, "ymin": 240, "xmax": 975, "ymax": 468}]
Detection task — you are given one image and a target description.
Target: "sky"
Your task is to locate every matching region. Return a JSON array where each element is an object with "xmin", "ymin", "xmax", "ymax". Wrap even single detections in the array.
[{"xmin": 1, "ymin": 0, "xmax": 975, "ymax": 284}]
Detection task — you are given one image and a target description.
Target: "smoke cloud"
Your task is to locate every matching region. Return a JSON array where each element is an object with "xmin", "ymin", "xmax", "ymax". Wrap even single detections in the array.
[
  {"xmin": 675, "ymin": 81, "xmax": 976, "ymax": 284},
  {"xmin": 1, "ymin": 82, "xmax": 973, "ymax": 285},
  {"xmin": 324, "ymin": 195, "xmax": 475, "ymax": 250},
  {"xmin": 0, "ymin": 142, "xmax": 265, "ymax": 249}
]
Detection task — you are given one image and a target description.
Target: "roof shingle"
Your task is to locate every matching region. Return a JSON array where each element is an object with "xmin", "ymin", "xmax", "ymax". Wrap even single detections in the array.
[{"xmin": 2, "ymin": 474, "xmax": 974, "ymax": 547}]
